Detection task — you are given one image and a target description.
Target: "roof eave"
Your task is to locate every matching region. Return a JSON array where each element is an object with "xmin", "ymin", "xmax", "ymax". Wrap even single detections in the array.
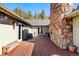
[
  {"xmin": 0, "ymin": 4, "xmax": 31, "ymax": 26},
  {"xmin": 28, "ymin": 24, "xmax": 50, "ymax": 27},
  {"xmin": 66, "ymin": 9, "xmax": 79, "ymax": 18}
]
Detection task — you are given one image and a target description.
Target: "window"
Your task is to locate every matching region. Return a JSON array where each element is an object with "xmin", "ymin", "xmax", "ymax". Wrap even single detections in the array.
[
  {"xmin": 38, "ymin": 27, "xmax": 40, "ymax": 34},
  {"xmin": 12, "ymin": 21, "xmax": 15, "ymax": 29},
  {"xmin": 0, "ymin": 13, "xmax": 8, "ymax": 21},
  {"xmin": 18, "ymin": 25, "xmax": 21, "ymax": 39},
  {"xmin": 4, "ymin": 16, "xmax": 8, "ymax": 20},
  {"xmin": 41, "ymin": 27, "xmax": 43, "ymax": 34},
  {"xmin": 0, "ymin": 13, "xmax": 4, "ymax": 20}
]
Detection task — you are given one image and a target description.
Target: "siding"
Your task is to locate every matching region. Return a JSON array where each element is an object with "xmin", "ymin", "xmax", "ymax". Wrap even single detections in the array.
[
  {"xmin": 0, "ymin": 24, "xmax": 19, "ymax": 54},
  {"xmin": 73, "ymin": 16, "xmax": 79, "ymax": 53}
]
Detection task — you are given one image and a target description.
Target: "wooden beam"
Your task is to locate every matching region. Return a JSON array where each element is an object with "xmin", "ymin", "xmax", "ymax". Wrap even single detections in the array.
[
  {"xmin": 0, "ymin": 7, "xmax": 31, "ymax": 26},
  {"xmin": 0, "ymin": 7, "xmax": 18, "ymax": 20}
]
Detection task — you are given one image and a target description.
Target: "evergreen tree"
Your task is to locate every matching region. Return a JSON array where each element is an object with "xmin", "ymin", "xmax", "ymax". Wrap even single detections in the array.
[
  {"xmin": 13, "ymin": 7, "xmax": 28, "ymax": 19},
  {"xmin": 27, "ymin": 11, "xmax": 33, "ymax": 19},
  {"xmin": 14, "ymin": 7, "xmax": 23, "ymax": 17},
  {"xmin": 41, "ymin": 9, "xmax": 46, "ymax": 19},
  {"xmin": 23, "ymin": 12, "xmax": 28, "ymax": 19},
  {"xmin": 34, "ymin": 12, "xmax": 38, "ymax": 19},
  {"xmin": 38, "ymin": 14, "xmax": 41, "ymax": 19},
  {"xmin": 13, "ymin": 7, "xmax": 48, "ymax": 20}
]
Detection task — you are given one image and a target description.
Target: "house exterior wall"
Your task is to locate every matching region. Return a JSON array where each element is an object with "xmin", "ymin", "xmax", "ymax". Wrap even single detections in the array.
[
  {"xmin": 23, "ymin": 27, "xmax": 38, "ymax": 37},
  {"xmin": 30, "ymin": 27, "xmax": 38, "ymax": 37},
  {"xmin": 73, "ymin": 16, "xmax": 79, "ymax": 53},
  {"xmin": 50, "ymin": 3, "xmax": 73, "ymax": 49},
  {"xmin": 0, "ymin": 24, "xmax": 19, "ymax": 54},
  {"xmin": 42, "ymin": 26, "xmax": 49, "ymax": 34},
  {"xmin": 0, "ymin": 13, "xmax": 23, "ymax": 54},
  {"xmin": 23, "ymin": 26, "xmax": 49, "ymax": 37}
]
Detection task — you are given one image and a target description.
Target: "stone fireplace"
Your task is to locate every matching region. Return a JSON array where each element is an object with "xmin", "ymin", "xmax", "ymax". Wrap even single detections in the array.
[{"xmin": 50, "ymin": 3, "xmax": 74, "ymax": 49}]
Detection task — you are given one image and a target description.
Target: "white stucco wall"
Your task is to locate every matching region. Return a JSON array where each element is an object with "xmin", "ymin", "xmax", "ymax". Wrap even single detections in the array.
[
  {"xmin": 23, "ymin": 27, "xmax": 38, "ymax": 37},
  {"xmin": 73, "ymin": 16, "xmax": 79, "ymax": 53},
  {"xmin": 0, "ymin": 24, "xmax": 19, "ymax": 54},
  {"xmin": 30, "ymin": 27, "xmax": 38, "ymax": 37},
  {"xmin": 42, "ymin": 27, "xmax": 49, "ymax": 34},
  {"xmin": 23, "ymin": 26, "xmax": 49, "ymax": 37}
]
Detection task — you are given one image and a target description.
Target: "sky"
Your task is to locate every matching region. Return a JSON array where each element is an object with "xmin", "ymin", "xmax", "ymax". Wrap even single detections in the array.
[
  {"xmin": 4, "ymin": 3, "xmax": 79, "ymax": 17},
  {"xmin": 4, "ymin": 3, "xmax": 50, "ymax": 16},
  {"xmin": 74, "ymin": 3, "xmax": 79, "ymax": 9}
]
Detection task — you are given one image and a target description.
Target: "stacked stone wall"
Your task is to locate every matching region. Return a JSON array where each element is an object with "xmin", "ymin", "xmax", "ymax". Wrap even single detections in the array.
[{"xmin": 50, "ymin": 3, "xmax": 73, "ymax": 49}]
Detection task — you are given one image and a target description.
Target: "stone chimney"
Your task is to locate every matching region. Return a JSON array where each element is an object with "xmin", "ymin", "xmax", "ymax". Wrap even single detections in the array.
[{"xmin": 50, "ymin": 3, "xmax": 74, "ymax": 49}]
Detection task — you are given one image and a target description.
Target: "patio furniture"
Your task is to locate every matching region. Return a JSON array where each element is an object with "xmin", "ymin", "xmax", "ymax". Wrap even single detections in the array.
[
  {"xmin": 23, "ymin": 33, "xmax": 33, "ymax": 41},
  {"xmin": 2, "ymin": 41, "xmax": 20, "ymax": 54}
]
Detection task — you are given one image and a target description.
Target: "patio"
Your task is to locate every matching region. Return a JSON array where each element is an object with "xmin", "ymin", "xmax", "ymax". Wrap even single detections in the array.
[
  {"xmin": 31, "ymin": 35, "xmax": 79, "ymax": 56},
  {"xmin": 1, "ymin": 35, "xmax": 79, "ymax": 56},
  {"xmin": 1, "ymin": 41, "xmax": 34, "ymax": 56}
]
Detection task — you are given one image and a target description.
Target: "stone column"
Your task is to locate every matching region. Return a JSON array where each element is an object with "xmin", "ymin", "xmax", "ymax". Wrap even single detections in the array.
[{"xmin": 50, "ymin": 3, "xmax": 73, "ymax": 49}]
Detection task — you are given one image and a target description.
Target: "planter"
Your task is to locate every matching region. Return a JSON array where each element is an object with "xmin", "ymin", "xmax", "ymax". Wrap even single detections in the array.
[{"xmin": 68, "ymin": 45, "xmax": 77, "ymax": 53}]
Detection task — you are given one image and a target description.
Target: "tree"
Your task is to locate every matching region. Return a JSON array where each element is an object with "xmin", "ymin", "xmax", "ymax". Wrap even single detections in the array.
[
  {"xmin": 34, "ymin": 12, "xmax": 38, "ymax": 19},
  {"xmin": 38, "ymin": 13, "xmax": 41, "ymax": 19},
  {"xmin": 41, "ymin": 9, "xmax": 46, "ymax": 19},
  {"xmin": 23, "ymin": 12, "xmax": 28, "ymax": 19},
  {"xmin": 14, "ymin": 7, "xmax": 23, "ymax": 17},
  {"xmin": 27, "ymin": 11, "xmax": 33, "ymax": 19},
  {"xmin": 13, "ymin": 7, "xmax": 28, "ymax": 19},
  {"xmin": 13, "ymin": 7, "xmax": 48, "ymax": 20}
]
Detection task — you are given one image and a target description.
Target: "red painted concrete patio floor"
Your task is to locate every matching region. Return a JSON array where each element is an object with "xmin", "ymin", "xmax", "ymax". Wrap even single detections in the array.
[
  {"xmin": 1, "ymin": 35, "xmax": 79, "ymax": 56},
  {"xmin": 31, "ymin": 35, "xmax": 79, "ymax": 56},
  {"xmin": 1, "ymin": 41, "xmax": 34, "ymax": 56}
]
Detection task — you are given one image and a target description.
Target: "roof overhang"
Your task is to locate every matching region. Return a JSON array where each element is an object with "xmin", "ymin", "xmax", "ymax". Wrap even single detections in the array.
[
  {"xmin": 0, "ymin": 4, "xmax": 31, "ymax": 26},
  {"xmin": 25, "ymin": 19, "xmax": 50, "ymax": 27},
  {"xmin": 30, "ymin": 24, "xmax": 50, "ymax": 27},
  {"xmin": 66, "ymin": 9, "xmax": 79, "ymax": 19}
]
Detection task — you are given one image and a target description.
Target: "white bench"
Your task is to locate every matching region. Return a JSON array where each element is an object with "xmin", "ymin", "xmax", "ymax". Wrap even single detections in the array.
[{"xmin": 2, "ymin": 41, "xmax": 20, "ymax": 54}]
